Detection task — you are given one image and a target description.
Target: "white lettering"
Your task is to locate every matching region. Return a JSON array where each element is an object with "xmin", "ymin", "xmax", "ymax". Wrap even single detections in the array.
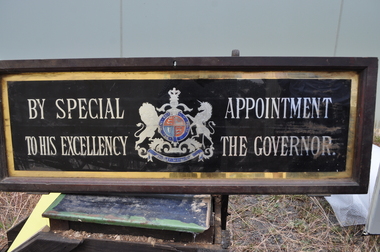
[
  {"xmin": 253, "ymin": 135, "xmax": 334, "ymax": 157},
  {"xmin": 225, "ymin": 97, "xmax": 334, "ymax": 119},
  {"xmin": 27, "ymin": 99, "xmax": 45, "ymax": 119},
  {"xmin": 54, "ymin": 98, "xmax": 125, "ymax": 119},
  {"xmin": 60, "ymin": 136, "xmax": 128, "ymax": 156}
]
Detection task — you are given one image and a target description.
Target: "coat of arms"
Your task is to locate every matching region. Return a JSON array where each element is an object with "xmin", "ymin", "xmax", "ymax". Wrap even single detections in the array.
[{"xmin": 135, "ymin": 88, "xmax": 215, "ymax": 163}]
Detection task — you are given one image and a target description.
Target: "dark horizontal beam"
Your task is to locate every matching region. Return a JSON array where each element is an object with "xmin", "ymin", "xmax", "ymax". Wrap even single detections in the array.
[
  {"xmin": 0, "ymin": 177, "xmax": 363, "ymax": 195},
  {"xmin": 0, "ymin": 57, "xmax": 377, "ymax": 73}
]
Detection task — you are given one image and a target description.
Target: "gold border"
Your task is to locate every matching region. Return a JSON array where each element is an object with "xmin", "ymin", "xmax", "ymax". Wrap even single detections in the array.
[{"xmin": 2, "ymin": 71, "xmax": 358, "ymax": 180}]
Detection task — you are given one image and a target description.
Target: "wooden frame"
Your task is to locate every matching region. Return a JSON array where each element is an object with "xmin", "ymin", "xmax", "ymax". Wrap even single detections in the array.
[{"xmin": 0, "ymin": 57, "xmax": 377, "ymax": 194}]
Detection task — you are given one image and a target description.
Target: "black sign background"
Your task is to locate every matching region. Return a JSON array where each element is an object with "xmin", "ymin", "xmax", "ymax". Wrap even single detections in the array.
[{"xmin": 8, "ymin": 78, "xmax": 351, "ymax": 173}]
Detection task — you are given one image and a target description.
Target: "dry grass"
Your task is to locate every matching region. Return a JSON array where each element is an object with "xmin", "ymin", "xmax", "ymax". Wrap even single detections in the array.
[
  {"xmin": 0, "ymin": 192, "xmax": 41, "ymax": 249},
  {"xmin": 227, "ymin": 195, "xmax": 380, "ymax": 251}
]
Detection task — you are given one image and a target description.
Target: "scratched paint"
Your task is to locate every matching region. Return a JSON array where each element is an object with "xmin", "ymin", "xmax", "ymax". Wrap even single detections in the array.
[{"xmin": 43, "ymin": 194, "xmax": 211, "ymax": 233}]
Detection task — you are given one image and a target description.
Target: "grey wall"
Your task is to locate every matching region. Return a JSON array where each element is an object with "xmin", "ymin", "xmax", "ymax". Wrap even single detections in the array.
[{"xmin": 1, "ymin": 0, "xmax": 380, "ymax": 119}]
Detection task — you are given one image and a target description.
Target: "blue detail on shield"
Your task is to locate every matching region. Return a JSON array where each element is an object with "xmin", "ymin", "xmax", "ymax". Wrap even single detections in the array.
[{"xmin": 159, "ymin": 112, "xmax": 190, "ymax": 143}]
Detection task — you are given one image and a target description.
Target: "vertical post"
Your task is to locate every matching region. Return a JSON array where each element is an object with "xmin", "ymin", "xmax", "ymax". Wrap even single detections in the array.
[
  {"xmin": 231, "ymin": 49, "xmax": 240, "ymax": 57},
  {"xmin": 221, "ymin": 195, "xmax": 229, "ymax": 230}
]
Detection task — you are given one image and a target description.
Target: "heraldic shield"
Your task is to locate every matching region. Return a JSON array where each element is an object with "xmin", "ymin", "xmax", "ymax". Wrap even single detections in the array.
[{"xmin": 134, "ymin": 88, "xmax": 215, "ymax": 163}]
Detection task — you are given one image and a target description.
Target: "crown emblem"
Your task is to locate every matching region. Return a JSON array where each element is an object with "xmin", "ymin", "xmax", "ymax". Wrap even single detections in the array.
[
  {"xmin": 135, "ymin": 88, "xmax": 215, "ymax": 163},
  {"xmin": 168, "ymin": 88, "xmax": 181, "ymax": 100}
]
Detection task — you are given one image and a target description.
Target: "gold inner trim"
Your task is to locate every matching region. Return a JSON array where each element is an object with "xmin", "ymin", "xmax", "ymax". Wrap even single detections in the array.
[{"xmin": 1, "ymin": 71, "xmax": 358, "ymax": 180}]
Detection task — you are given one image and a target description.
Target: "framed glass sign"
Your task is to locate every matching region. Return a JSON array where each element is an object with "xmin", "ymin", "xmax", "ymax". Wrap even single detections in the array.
[{"xmin": 0, "ymin": 57, "xmax": 377, "ymax": 194}]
